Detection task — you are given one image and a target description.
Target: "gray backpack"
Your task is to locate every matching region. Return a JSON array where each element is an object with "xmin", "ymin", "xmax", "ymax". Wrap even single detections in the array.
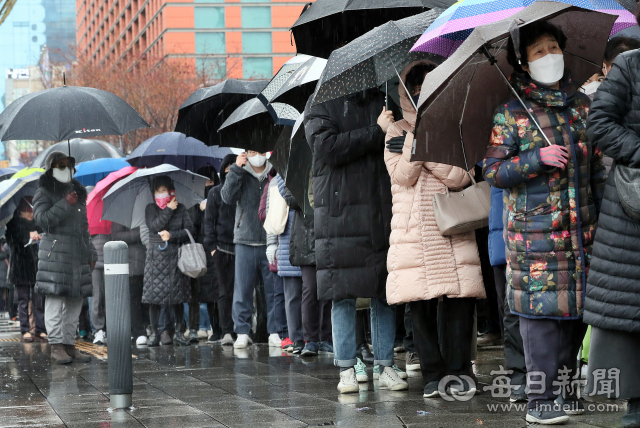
[
  {"xmin": 177, "ymin": 229, "xmax": 208, "ymax": 278},
  {"xmin": 615, "ymin": 164, "xmax": 640, "ymax": 222}
]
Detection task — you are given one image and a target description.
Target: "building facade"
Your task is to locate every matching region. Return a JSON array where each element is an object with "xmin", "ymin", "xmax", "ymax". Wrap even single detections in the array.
[{"xmin": 76, "ymin": 0, "xmax": 312, "ymax": 79}]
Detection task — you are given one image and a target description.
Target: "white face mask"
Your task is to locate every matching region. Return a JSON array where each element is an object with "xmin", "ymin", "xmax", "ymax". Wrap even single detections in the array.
[
  {"xmin": 527, "ymin": 54, "xmax": 565, "ymax": 86},
  {"xmin": 580, "ymin": 81, "xmax": 601, "ymax": 96},
  {"xmin": 248, "ymin": 154, "xmax": 266, "ymax": 168},
  {"xmin": 52, "ymin": 168, "xmax": 72, "ymax": 183}
]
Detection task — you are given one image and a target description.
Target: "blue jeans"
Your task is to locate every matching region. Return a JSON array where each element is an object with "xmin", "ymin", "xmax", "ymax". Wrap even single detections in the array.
[
  {"xmin": 332, "ymin": 298, "xmax": 396, "ymax": 368},
  {"xmin": 233, "ymin": 244, "xmax": 286, "ymax": 335}
]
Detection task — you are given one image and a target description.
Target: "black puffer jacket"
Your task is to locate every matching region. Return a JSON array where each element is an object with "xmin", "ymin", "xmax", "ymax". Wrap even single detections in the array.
[
  {"xmin": 585, "ymin": 49, "xmax": 640, "ymax": 333},
  {"xmin": 6, "ymin": 212, "xmax": 41, "ymax": 286},
  {"xmin": 110, "ymin": 223, "xmax": 146, "ymax": 277},
  {"xmin": 142, "ymin": 203, "xmax": 194, "ymax": 306},
  {"xmin": 282, "ymin": 180, "xmax": 315, "ymax": 267},
  {"xmin": 189, "ymin": 195, "xmax": 218, "ymax": 303},
  {"xmin": 304, "ymin": 90, "xmax": 397, "ymax": 300},
  {"xmin": 33, "ymin": 175, "xmax": 97, "ymax": 297},
  {"xmin": 204, "ymin": 154, "xmax": 237, "ymax": 255}
]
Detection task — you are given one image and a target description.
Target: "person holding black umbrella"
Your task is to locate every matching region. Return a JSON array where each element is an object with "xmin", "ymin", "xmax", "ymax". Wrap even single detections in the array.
[
  {"xmin": 33, "ymin": 151, "xmax": 97, "ymax": 364},
  {"xmin": 6, "ymin": 197, "xmax": 46, "ymax": 342},
  {"xmin": 305, "ymin": 88, "xmax": 407, "ymax": 393},
  {"xmin": 482, "ymin": 21, "xmax": 606, "ymax": 424},
  {"xmin": 584, "ymin": 14, "xmax": 640, "ymax": 428},
  {"xmin": 204, "ymin": 154, "xmax": 237, "ymax": 345}
]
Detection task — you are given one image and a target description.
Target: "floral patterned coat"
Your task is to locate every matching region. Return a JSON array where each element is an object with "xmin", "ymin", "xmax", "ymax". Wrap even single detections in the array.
[{"xmin": 483, "ymin": 73, "xmax": 606, "ymax": 320}]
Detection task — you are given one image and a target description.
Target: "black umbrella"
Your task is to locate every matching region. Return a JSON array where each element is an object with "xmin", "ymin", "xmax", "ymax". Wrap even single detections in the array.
[
  {"xmin": 175, "ymin": 79, "xmax": 268, "ymax": 146},
  {"xmin": 258, "ymin": 55, "xmax": 327, "ymax": 112},
  {"xmin": 312, "ymin": 10, "xmax": 446, "ymax": 106},
  {"xmin": 0, "ymin": 85, "xmax": 149, "ymax": 142},
  {"xmin": 291, "ymin": 0, "xmax": 457, "ymax": 58},
  {"xmin": 30, "ymin": 139, "xmax": 125, "ymax": 168},
  {"xmin": 411, "ymin": 2, "xmax": 617, "ymax": 169},
  {"xmin": 218, "ymin": 98, "xmax": 300, "ymax": 153},
  {"xmin": 269, "ymin": 56, "xmax": 327, "ymax": 112},
  {"xmin": 285, "ymin": 115, "xmax": 314, "ymax": 216}
]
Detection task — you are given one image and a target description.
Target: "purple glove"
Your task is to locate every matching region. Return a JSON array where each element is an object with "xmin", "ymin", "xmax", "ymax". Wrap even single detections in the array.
[{"xmin": 540, "ymin": 145, "xmax": 569, "ymax": 169}]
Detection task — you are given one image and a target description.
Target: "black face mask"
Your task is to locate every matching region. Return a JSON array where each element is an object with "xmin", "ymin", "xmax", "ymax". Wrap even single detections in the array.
[{"xmin": 205, "ymin": 185, "xmax": 214, "ymax": 196}]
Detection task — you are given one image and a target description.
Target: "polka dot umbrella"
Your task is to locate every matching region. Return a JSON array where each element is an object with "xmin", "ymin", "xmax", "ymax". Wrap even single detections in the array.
[
  {"xmin": 411, "ymin": 0, "xmax": 637, "ymax": 57},
  {"xmin": 312, "ymin": 9, "xmax": 447, "ymax": 106}
]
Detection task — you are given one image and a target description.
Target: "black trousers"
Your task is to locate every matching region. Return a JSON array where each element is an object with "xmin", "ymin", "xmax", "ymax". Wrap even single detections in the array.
[
  {"xmin": 150, "ymin": 304, "xmax": 184, "ymax": 332},
  {"xmin": 212, "ymin": 251, "xmax": 234, "ymax": 336},
  {"xmin": 410, "ymin": 297, "xmax": 475, "ymax": 384},
  {"xmin": 17, "ymin": 285, "xmax": 45, "ymax": 335},
  {"xmin": 300, "ymin": 266, "xmax": 332, "ymax": 342},
  {"xmin": 520, "ymin": 317, "xmax": 587, "ymax": 409},
  {"xmin": 189, "ymin": 278, "xmax": 200, "ymax": 331},
  {"xmin": 493, "ymin": 265, "xmax": 527, "ymax": 386},
  {"xmin": 129, "ymin": 275, "xmax": 149, "ymax": 338},
  {"xmin": 78, "ymin": 297, "xmax": 91, "ymax": 333},
  {"xmin": 403, "ymin": 304, "xmax": 416, "ymax": 353}
]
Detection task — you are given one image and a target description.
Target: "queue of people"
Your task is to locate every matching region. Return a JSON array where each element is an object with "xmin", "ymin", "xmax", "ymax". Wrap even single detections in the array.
[{"xmin": 2, "ymin": 13, "xmax": 640, "ymax": 428}]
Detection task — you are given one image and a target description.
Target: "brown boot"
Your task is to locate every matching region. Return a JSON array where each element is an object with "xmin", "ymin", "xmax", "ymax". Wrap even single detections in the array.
[
  {"xmin": 50, "ymin": 344, "xmax": 72, "ymax": 364},
  {"xmin": 64, "ymin": 345, "xmax": 91, "ymax": 363}
]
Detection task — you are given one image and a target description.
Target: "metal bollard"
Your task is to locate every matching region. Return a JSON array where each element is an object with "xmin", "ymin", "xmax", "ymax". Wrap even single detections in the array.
[{"xmin": 104, "ymin": 241, "xmax": 133, "ymax": 409}]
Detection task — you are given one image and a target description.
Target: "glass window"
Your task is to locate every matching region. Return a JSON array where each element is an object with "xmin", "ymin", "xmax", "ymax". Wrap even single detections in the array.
[
  {"xmin": 195, "ymin": 33, "xmax": 225, "ymax": 54},
  {"xmin": 241, "ymin": 6, "xmax": 270, "ymax": 28},
  {"xmin": 242, "ymin": 32, "xmax": 271, "ymax": 54},
  {"xmin": 243, "ymin": 57, "xmax": 272, "ymax": 79},
  {"xmin": 194, "ymin": 7, "xmax": 224, "ymax": 29},
  {"xmin": 197, "ymin": 58, "xmax": 226, "ymax": 80}
]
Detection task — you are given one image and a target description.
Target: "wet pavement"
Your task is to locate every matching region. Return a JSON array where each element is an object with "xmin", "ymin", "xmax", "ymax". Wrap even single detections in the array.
[{"xmin": 0, "ymin": 323, "xmax": 628, "ymax": 428}]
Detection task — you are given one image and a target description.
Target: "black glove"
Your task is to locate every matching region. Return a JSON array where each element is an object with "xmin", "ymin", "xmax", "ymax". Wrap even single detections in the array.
[{"xmin": 386, "ymin": 136, "xmax": 405, "ymax": 154}]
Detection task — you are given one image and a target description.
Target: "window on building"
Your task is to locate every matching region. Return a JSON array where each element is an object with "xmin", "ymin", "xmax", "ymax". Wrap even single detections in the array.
[
  {"xmin": 194, "ymin": 7, "xmax": 224, "ymax": 28},
  {"xmin": 243, "ymin": 57, "xmax": 272, "ymax": 79},
  {"xmin": 242, "ymin": 32, "xmax": 271, "ymax": 54},
  {"xmin": 241, "ymin": 6, "xmax": 270, "ymax": 28},
  {"xmin": 196, "ymin": 33, "xmax": 225, "ymax": 54},
  {"xmin": 197, "ymin": 58, "xmax": 226, "ymax": 80}
]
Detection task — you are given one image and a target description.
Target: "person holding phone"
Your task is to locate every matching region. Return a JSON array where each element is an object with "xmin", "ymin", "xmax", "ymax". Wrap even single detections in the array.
[
  {"xmin": 33, "ymin": 151, "xmax": 97, "ymax": 364},
  {"xmin": 221, "ymin": 150, "xmax": 286, "ymax": 349},
  {"xmin": 143, "ymin": 175, "xmax": 195, "ymax": 347}
]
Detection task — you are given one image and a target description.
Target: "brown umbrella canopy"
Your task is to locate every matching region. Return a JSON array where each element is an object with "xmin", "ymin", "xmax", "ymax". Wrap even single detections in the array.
[{"xmin": 411, "ymin": 2, "xmax": 617, "ymax": 169}]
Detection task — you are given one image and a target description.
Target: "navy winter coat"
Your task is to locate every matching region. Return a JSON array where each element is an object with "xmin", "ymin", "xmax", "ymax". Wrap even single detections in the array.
[{"xmin": 488, "ymin": 186, "xmax": 506, "ymax": 267}]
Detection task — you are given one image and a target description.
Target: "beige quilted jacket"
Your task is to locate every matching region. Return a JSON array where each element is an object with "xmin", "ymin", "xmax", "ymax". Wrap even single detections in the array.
[{"xmin": 384, "ymin": 60, "xmax": 486, "ymax": 304}]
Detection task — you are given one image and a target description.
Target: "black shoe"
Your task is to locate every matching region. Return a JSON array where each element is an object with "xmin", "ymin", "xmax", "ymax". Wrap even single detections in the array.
[
  {"xmin": 526, "ymin": 403, "xmax": 569, "ymax": 425},
  {"xmin": 477, "ymin": 331, "xmax": 503, "ymax": 348},
  {"xmin": 555, "ymin": 395, "xmax": 585, "ymax": 415},
  {"xmin": 510, "ymin": 385, "xmax": 527, "ymax": 403},
  {"xmin": 173, "ymin": 324, "xmax": 191, "ymax": 347},
  {"xmin": 147, "ymin": 329, "xmax": 160, "ymax": 347},
  {"xmin": 189, "ymin": 329, "xmax": 199, "ymax": 343},
  {"xmin": 357, "ymin": 344, "xmax": 374, "ymax": 364},
  {"xmin": 623, "ymin": 398, "xmax": 640, "ymax": 428},
  {"xmin": 292, "ymin": 340, "xmax": 305, "ymax": 354},
  {"xmin": 423, "ymin": 381, "xmax": 440, "ymax": 398},
  {"xmin": 207, "ymin": 332, "xmax": 221, "ymax": 343}
]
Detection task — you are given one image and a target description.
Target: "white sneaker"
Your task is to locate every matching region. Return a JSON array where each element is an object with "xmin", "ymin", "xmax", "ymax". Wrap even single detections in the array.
[
  {"xmin": 220, "ymin": 333, "xmax": 234, "ymax": 346},
  {"xmin": 93, "ymin": 330, "xmax": 106, "ymax": 345},
  {"xmin": 268, "ymin": 333, "xmax": 282, "ymax": 348},
  {"xmin": 136, "ymin": 335, "xmax": 148, "ymax": 345},
  {"xmin": 337, "ymin": 368, "xmax": 360, "ymax": 394},
  {"xmin": 378, "ymin": 366, "xmax": 409, "ymax": 391},
  {"xmin": 197, "ymin": 330, "xmax": 208, "ymax": 339},
  {"xmin": 234, "ymin": 334, "xmax": 252, "ymax": 349}
]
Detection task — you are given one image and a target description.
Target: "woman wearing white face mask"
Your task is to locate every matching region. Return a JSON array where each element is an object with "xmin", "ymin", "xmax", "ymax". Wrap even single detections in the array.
[
  {"xmin": 32, "ymin": 151, "xmax": 97, "ymax": 364},
  {"xmin": 483, "ymin": 21, "xmax": 606, "ymax": 425}
]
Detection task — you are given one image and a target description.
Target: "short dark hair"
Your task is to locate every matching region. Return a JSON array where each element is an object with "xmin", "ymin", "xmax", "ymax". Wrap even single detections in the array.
[
  {"xmin": 152, "ymin": 175, "xmax": 174, "ymax": 193},
  {"xmin": 405, "ymin": 63, "xmax": 436, "ymax": 95},
  {"xmin": 507, "ymin": 21, "xmax": 568, "ymax": 73},
  {"xmin": 603, "ymin": 36, "xmax": 640, "ymax": 64}
]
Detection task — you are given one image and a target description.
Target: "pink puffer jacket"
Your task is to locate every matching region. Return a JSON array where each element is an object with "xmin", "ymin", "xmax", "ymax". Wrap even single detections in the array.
[{"xmin": 384, "ymin": 60, "xmax": 485, "ymax": 304}]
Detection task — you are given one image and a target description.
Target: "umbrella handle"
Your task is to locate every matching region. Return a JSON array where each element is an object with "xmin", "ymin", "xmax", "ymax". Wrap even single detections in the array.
[{"xmin": 158, "ymin": 241, "xmax": 168, "ymax": 251}]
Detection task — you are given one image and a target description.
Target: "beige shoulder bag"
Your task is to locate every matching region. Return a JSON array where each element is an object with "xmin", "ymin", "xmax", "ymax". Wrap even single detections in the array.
[{"xmin": 433, "ymin": 171, "xmax": 491, "ymax": 236}]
